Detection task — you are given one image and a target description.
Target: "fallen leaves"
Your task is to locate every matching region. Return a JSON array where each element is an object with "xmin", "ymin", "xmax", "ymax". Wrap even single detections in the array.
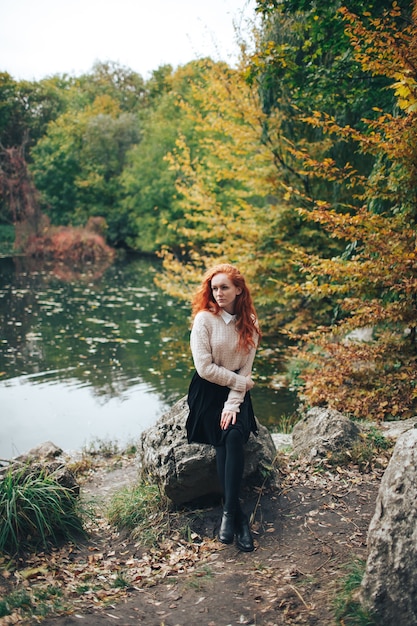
[
  {"xmin": 0, "ymin": 508, "xmax": 218, "ymax": 625},
  {"xmin": 0, "ymin": 452, "xmax": 382, "ymax": 626}
]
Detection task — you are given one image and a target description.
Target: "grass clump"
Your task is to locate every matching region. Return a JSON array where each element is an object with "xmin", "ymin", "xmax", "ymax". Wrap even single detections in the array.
[
  {"xmin": 0, "ymin": 584, "xmax": 66, "ymax": 619},
  {"xmin": 348, "ymin": 426, "xmax": 393, "ymax": 469},
  {"xmin": 333, "ymin": 559, "xmax": 376, "ymax": 625},
  {"xmin": 0, "ymin": 588, "xmax": 32, "ymax": 618},
  {"xmin": 0, "ymin": 466, "xmax": 86, "ymax": 555},
  {"xmin": 107, "ymin": 481, "xmax": 167, "ymax": 546},
  {"xmin": 272, "ymin": 412, "xmax": 300, "ymax": 434},
  {"xmin": 325, "ymin": 426, "xmax": 393, "ymax": 471},
  {"xmin": 82, "ymin": 437, "xmax": 121, "ymax": 458}
]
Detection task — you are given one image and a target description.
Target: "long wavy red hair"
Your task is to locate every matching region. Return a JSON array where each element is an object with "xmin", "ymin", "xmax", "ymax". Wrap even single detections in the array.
[{"xmin": 191, "ymin": 263, "xmax": 261, "ymax": 352}]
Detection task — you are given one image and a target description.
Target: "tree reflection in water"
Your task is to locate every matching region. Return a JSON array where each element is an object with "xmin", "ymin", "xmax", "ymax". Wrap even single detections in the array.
[{"xmin": 0, "ymin": 254, "xmax": 296, "ymax": 458}]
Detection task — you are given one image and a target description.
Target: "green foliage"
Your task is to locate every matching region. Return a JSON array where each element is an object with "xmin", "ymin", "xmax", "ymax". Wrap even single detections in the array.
[
  {"xmin": 4, "ymin": 62, "xmax": 145, "ymax": 246},
  {"xmin": 0, "ymin": 223, "xmax": 15, "ymax": 255},
  {"xmin": 248, "ymin": 0, "xmax": 393, "ymax": 230},
  {"xmin": 0, "ymin": 72, "xmax": 71, "ymax": 150},
  {"xmin": 74, "ymin": 61, "xmax": 147, "ymax": 113},
  {"xmin": 26, "ymin": 58, "xmax": 251, "ymax": 255},
  {"xmin": 107, "ymin": 481, "xmax": 168, "ymax": 546},
  {"xmin": 30, "ymin": 99, "xmax": 140, "ymax": 244},
  {"xmin": 0, "ymin": 467, "xmax": 86, "ymax": 555},
  {"xmin": 119, "ymin": 91, "xmax": 182, "ymax": 252},
  {"xmin": 120, "ymin": 60, "xmax": 218, "ymax": 253},
  {"xmin": 253, "ymin": 0, "xmax": 400, "ymax": 119}
]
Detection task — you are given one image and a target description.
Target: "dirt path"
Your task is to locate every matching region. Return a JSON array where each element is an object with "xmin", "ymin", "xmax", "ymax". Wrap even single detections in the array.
[{"xmin": 31, "ymin": 455, "xmax": 381, "ymax": 626}]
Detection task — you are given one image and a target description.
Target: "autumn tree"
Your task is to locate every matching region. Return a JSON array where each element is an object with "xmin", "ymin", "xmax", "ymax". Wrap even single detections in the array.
[
  {"xmin": 249, "ymin": 0, "xmax": 406, "ymax": 243},
  {"xmin": 0, "ymin": 142, "xmax": 46, "ymax": 250},
  {"xmin": 157, "ymin": 55, "xmax": 349, "ymax": 334},
  {"xmin": 280, "ymin": 3, "xmax": 417, "ymax": 420},
  {"xmin": 158, "ymin": 3, "xmax": 417, "ymax": 421}
]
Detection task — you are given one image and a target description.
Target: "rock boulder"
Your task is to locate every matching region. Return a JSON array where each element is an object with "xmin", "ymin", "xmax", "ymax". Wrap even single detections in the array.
[
  {"xmin": 138, "ymin": 396, "xmax": 278, "ymax": 505},
  {"xmin": 292, "ymin": 406, "xmax": 360, "ymax": 461},
  {"xmin": 361, "ymin": 428, "xmax": 417, "ymax": 625},
  {"xmin": 16, "ymin": 441, "xmax": 63, "ymax": 462}
]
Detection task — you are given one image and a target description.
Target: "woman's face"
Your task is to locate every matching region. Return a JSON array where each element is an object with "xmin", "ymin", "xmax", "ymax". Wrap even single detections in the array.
[{"xmin": 211, "ymin": 272, "xmax": 242, "ymax": 315}]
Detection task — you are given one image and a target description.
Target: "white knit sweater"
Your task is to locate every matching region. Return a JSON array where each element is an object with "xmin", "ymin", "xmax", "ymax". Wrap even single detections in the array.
[{"xmin": 190, "ymin": 309, "xmax": 258, "ymax": 413}]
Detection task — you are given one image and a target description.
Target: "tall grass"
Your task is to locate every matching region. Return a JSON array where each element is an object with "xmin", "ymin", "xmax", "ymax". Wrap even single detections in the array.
[
  {"xmin": 0, "ymin": 467, "xmax": 86, "ymax": 555},
  {"xmin": 107, "ymin": 482, "xmax": 168, "ymax": 546},
  {"xmin": 333, "ymin": 559, "xmax": 376, "ymax": 625}
]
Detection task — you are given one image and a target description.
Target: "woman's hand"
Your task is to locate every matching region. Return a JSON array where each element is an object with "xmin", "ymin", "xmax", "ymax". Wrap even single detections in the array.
[
  {"xmin": 220, "ymin": 410, "xmax": 237, "ymax": 430},
  {"xmin": 245, "ymin": 376, "xmax": 254, "ymax": 391}
]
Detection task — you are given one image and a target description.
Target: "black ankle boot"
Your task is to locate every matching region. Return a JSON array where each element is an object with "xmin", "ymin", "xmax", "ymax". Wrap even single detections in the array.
[
  {"xmin": 235, "ymin": 515, "xmax": 254, "ymax": 552},
  {"xmin": 219, "ymin": 511, "xmax": 235, "ymax": 544}
]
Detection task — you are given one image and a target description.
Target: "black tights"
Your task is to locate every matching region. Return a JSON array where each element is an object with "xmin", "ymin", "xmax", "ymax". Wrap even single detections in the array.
[{"xmin": 215, "ymin": 428, "xmax": 244, "ymax": 517}]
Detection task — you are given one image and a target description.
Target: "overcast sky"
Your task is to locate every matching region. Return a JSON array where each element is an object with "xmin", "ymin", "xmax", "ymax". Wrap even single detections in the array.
[{"xmin": 0, "ymin": 0, "xmax": 257, "ymax": 82}]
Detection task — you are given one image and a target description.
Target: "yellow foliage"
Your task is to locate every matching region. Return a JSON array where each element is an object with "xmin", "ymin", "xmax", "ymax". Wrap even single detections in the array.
[{"xmin": 159, "ymin": 60, "xmax": 292, "ymax": 302}]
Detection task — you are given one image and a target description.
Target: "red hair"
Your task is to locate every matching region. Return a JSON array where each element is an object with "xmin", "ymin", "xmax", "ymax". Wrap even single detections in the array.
[{"xmin": 192, "ymin": 263, "xmax": 261, "ymax": 352}]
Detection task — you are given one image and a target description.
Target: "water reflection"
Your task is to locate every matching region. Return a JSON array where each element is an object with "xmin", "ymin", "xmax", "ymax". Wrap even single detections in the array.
[
  {"xmin": 0, "ymin": 255, "xmax": 296, "ymax": 458},
  {"xmin": 1, "ymin": 374, "xmax": 162, "ymax": 459}
]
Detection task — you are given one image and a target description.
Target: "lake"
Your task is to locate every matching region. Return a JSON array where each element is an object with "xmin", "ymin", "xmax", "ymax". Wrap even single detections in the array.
[{"xmin": 0, "ymin": 254, "xmax": 296, "ymax": 458}]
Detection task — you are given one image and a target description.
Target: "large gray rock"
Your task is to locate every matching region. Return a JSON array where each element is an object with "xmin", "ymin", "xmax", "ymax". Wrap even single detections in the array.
[
  {"xmin": 292, "ymin": 406, "xmax": 360, "ymax": 461},
  {"xmin": 361, "ymin": 428, "xmax": 417, "ymax": 625},
  {"xmin": 138, "ymin": 396, "xmax": 278, "ymax": 505}
]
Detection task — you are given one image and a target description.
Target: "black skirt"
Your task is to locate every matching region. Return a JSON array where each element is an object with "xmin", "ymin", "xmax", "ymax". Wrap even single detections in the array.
[{"xmin": 186, "ymin": 371, "xmax": 258, "ymax": 447}]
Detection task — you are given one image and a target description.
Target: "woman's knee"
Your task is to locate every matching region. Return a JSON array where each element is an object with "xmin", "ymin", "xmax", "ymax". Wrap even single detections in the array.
[{"xmin": 225, "ymin": 428, "xmax": 244, "ymax": 448}]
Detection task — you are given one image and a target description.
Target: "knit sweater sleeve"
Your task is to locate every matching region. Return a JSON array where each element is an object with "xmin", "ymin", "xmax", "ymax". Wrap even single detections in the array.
[
  {"xmin": 190, "ymin": 312, "xmax": 247, "ymax": 393},
  {"xmin": 223, "ymin": 343, "xmax": 257, "ymax": 412}
]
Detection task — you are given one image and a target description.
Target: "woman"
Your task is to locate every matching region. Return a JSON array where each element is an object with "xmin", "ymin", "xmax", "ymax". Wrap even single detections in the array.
[{"xmin": 186, "ymin": 263, "xmax": 261, "ymax": 552}]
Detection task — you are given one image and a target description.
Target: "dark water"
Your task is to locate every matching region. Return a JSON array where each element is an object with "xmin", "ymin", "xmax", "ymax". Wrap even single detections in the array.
[{"xmin": 0, "ymin": 255, "xmax": 296, "ymax": 458}]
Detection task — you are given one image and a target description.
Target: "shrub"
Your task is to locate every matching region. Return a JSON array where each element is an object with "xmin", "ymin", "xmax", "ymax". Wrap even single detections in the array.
[
  {"xmin": 0, "ymin": 467, "xmax": 86, "ymax": 555},
  {"xmin": 24, "ymin": 223, "xmax": 115, "ymax": 264}
]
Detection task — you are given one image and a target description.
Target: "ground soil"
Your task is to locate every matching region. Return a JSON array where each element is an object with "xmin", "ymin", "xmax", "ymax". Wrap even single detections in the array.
[{"xmin": 1, "ymin": 450, "xmax": 385, "ymax": 626}]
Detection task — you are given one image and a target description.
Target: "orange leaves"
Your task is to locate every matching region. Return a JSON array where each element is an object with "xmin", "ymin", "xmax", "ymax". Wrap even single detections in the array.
[
  {"xmin": 339, "ymin": 4, "xmax": 417, "ymax": 113},
  {"xmin": 339, "ymin": 4, "xmax": 413, "ymax": 80},
  {"xmin": 297, "ymin": 336, "xmax": 417, "ymax": 421}
]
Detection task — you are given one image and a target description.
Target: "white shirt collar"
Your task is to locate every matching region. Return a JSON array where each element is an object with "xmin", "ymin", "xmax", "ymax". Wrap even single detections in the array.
[{"xmin": 220, "ymin": 310, "xmax": 236, "ymax": 325}]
